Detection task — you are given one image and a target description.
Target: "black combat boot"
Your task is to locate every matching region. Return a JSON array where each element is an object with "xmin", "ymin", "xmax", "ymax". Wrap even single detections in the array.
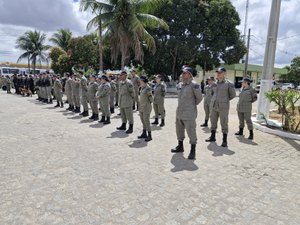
[
  {"xmin": 160, "ymin": 119, "xmax": 165, "ymax": 127},
  {"xmin": 200, "ymin": 120, "xmax": 208, "ymax": 127},
  {"xmin": 82, "ymin": 111, "xmax": 89, "ymax": 117},
  {"xmin": 93, "ymin": 114, "xmax": 99, "ymax": 121},
  {"xmin": 235, "ymin": 128, "xmax": 243, "ymax": 136},
  {"xmin": 68, "ymin": 105, "xmax": 74, "ymax": 111},
  {"xmin": 248, "ymin": 130, "xmax": 254, "ymax": 140},
  {"xmin": 138, "ymin": 130, "xmax": 147, "ymax": 139},
  {"xmin": 205, "ymin": 130, "xmax": 216, "ymax": 142},
  {"xmin": 110, "ymin": 108, "xmax": 115, "ymax": 114},
  {"xmin": 221, "ymin": 133, "xmax": 228, "ymax": 147},
  {"xmin": 171, "ymin": 141, "xmax": 184, "ymax": 153},
  {"xmin": 74, "ymin": 107, "xmax": 81, "ymax": 113},
  {"xmin": 54, "ymin": 102, "xmax": 60, "ymax": 107},
  {"xmin": 151, "ymin": 118, "xmax": 159, "ymax": 125},
  {"xmin": 132, "ymin": 104, "xmax": 136, "ymax": 110},
  {"xmin": 126, "ymin": 124, "xmax": 133, "ymax": 134},
  {"xmin": 145, "ymin": 131, "xmax": 152, "ymax": 142},
  {"xmin": 103, "ymin": 117, "xmax": 111, "ymax": 125},
  {"xmin": 98, "ymin": 116, "xmax": 106, "ymax": 123},
  {"xmin": 188, "ymin": 144, "xmax": 196, "ymax": 160},
  {"xmin": 115, "ymin": 101, "xmax": 118, "ymax": 107},
  {"xmin": 89, "ymin": 114, "xmax": 95, "ymax": 120},
  {"xmin": 66, "ymin": 105, "xmax": 71, "ymax": 110},
  {"xmin": 117, "ymin": 123, "xmax": 126, "ymax": 130},
  {"xmin": 50, "ymin": 98, "xmax": 53, "ymax": 104},
  {"xmin": 60, "ymin": 102, "xmax": 64, "ymax": 108}
]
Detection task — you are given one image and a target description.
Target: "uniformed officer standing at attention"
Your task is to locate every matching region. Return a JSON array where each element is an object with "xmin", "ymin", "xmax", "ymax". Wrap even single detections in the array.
[
  {"xmin": 88, "ymin": 75, "xmax": 99, "ymax": 121},
  {"xmin": 152, "ymin": 74, "xmax": 166, "ymax": 127},
  {"xmin": 131, "ymin": 70, "xmax": 140, "ymax": 110},
  {"xmin": 65, "ymin": 73, "xmax": 74, "ymax": 111},
  {"xmin": 115, "ymin": 74, "xmax": 120, "ymax": 107},
  {"xmin": 45, "ymin": 73, "xmax": 53, "ymax": 104},
  {"xmin": 53, "ymin": 75, "xmax": 64, "ymax": 108},
  {"xmin": 72, "ymin": 73, "xmax": 81, "ymax": 113},
  {"xmin": 5, "ymin": 75, "xmax": 12, "ymax": 94},
  {"xmin": 97, "ymin": 75, "xmax": 111, "ymax": 124},
  {"xmin": 117, "ymin": 71, "xmax": 135, "ymax": 134},
  {"xmin": 235, "ymin": 76, "xmax": 257, "ymax": 140},
  {"xmin": 138, "ymin": 75, "xmax": 153, "ymax": 142},
  {"xmin": 205, "ymin": 67, "xmax": 236, "ymax": 147},
  {"xmin": 108, "ymin": 75, "xmax": 117, "ymax": 114},
  {"xmin": 200, "ymin": 76, "xmax": 216, "ymax": 127},
  {"xmin": 79, "ymin": 71, "xmax": 89, "ymax": 117},
  {"xmin": 171, "ymin": 67, "xmax": 203, "ymax": 160}
]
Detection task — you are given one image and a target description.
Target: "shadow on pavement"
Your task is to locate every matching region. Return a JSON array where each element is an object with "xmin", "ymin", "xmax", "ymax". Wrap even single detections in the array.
[
  {"xmin": 151, "ymin": 126, "xmax": 162, "ymax": 131},
  {"xmin": 236, "ymin": 136, "xmax": 258, "ymax": 145},
  {"xmin": 201, "ymin": 127, "xmax": 211, "ymax": 134},
  {"xmin": 281, "ymin": 138, "xmax": 300, "ymax": 151},
  {"xmin": 89, "ymin": 123, "xmax": 105, "ymax": 128},
  {"xmin": 80, "ymin": 119, "xmax": 94, "ymax": 123},
  {"xmin": 128, "ymin": 139, "xmax": 148, "ymax": 148},
  {"xmin": 63, "ymin": 112, "xmax": 74, "ymax": 116},
  {"xmin": 170, "ymin": 153, "xmax": 199, "ymax": 172},
  {"xmin": 207, "ymin": 142, "xmax": 235, "ymax": 157},
  {"xmin": 42, "ymin": 106, "xmax": 56, "ymax": 110},
  {"xmin": 107, "ymin": 130, "xmax": 129, "ymax": 138},
  {"xmin": 67, "ymin": 115, "xmax": 82, "ymax": 120}
]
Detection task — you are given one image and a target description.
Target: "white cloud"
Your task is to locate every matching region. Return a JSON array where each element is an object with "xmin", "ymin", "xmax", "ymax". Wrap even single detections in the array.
[{"xmin": 230, "ymin": 0, "xmax": 300, "ymax": 68}]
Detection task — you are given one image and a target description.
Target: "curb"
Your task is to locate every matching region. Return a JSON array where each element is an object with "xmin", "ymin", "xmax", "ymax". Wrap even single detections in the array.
[{"xmin": 252, "ymin": 118, "xmax": 300, "ymax": 141}]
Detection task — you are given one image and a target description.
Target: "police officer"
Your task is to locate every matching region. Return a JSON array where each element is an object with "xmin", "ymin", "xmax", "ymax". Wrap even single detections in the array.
[
  {"xmin": 45, "ymin": 73, "xmax": 53, "ymax": 104},
  {"xmin": 116, "ymin": 71, "xmax": 135, "ymax": 134},
  {"xmin": 72, "ymin": 73, "xmax": 81, "ymax": 113},
  {"xmin": 171, "ymin": 67, "xmax": 203, "ymax": 160},
  {"xmin": 108, "ymin": 75, "xmax": 117, "ymax": 114},
  {"xmin": 138, "ymin": 75, "xmax": 153, "ymax": 142},
  {"xmin": 201, "ymin": 76, "xmax": 216, "ymax": 127},
  {"xmin": 79, "ymin": 71, "xmax": 89, "ymax": 117},
  {"xmin": 65, "ymin": 73, "xmax": 74, "ymax": 111},
  {"xmin": 5, "ymin": 75, "xmax": 12, "ymax": 94},
  {"xmin": 115, "ymin": 75, "xmax": 120, "ymax": 107},
  {"xmin": 131, "ymin": 70, "xmax": 140, "ymax": 110},
  {"xmin": 152, "ymin": 74, "xmax": 166, "ymax": 127},
  {"xmin": 235, "ymin": 76, "xmax": 257, "ymax": 140},
  {"xmin": 88, "ymin": 75, "xmax": 99, "ymax": 120},
  {"xmin": 97, "ymin": 75, "xmax": 111, "ymax": 124},
  {"xmin": 205, "ymin": 67, "xmax": 236, "ymax": 147},
  {"xmin": 53, "ymin": 75, "xmax": 63, "ymax": 108}
]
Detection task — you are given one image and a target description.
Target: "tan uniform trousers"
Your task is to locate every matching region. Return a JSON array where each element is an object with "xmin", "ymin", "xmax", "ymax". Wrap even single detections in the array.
[
  {"xmin": 140, "ymin": 112, "xmax": 151, "ymax": 132},
  {"xmin": 176, "ymin": 118, "xmax": 197, "ymax": 144},
  {"xmin": 153, "ymin": 102, "xmax": 165, "ymax": 119},
  {"xmin": 238, "ymin": 111, "xmax": 253, "ymax": 130},
  {"xmin": 120, "ymin": 107, "xmax": 134, "ymax": 124},
  {"xmin": 210, "ymin": 109, "xmax": 229, "ymax": 134}
]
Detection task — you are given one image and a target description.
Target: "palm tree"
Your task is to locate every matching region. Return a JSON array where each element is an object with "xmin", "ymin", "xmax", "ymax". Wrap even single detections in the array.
[
  {"xmin": 49, "ymin": 28, "xmax": 72, "ymax": 52},
  {"xmin": 80, "ymin": 0, "xmax": 168, "ymax": 69},
  {"xmin": 16, "ymin": 30, "xmax": 50, "ymax": 74}
]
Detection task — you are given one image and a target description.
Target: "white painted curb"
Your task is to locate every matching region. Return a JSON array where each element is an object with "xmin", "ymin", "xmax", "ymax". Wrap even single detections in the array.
[{"xmin": 252, "ymin": 118, "xmax": 300, "ymax": 141}]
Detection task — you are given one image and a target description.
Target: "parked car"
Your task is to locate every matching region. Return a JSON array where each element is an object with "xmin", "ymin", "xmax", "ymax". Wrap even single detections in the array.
[{"xmin": 281, "ymin": 83, "xmax": 295, "ymax": 90}]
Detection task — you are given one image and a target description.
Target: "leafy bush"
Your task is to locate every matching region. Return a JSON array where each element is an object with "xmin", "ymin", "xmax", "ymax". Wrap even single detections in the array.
[{"xmin": 265, "ymin": 89, "xmax": 300, "ymax": 133}]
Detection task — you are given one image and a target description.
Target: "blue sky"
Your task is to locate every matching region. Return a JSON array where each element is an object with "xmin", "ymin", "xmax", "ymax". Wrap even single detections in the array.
[{"xmin": 0, "ymin": 0, "xmax": 299, "ymax": 68}]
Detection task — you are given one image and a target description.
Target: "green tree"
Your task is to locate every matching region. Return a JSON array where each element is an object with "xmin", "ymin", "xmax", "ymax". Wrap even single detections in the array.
[
  {"xmin": 144, "ymin": 0, "xmax": 246, "ymax": 78},
  {"xmin": 16, "ymin": 30, "xmax": 50, "ymax": 74},
  {"xmin": 68, "ymin": 37, "xmax": 98, "ymax": 69},
  {"xmin": 281, "ymin": 56, "xmax": 300, "ymax": 85},
  {"xmin": 49, "ymin": 28, "xmax": 72, "ymax": 52},
  {"xmin": 80, "ymin": 0, "xmax": 168, "ymax": 69},
  {"xmin": 49, "ymin": 47, "xmax": 67, "ymax": 74},
  {"xmin": 57, "ymin": 54, "xmax": 73, "ymax": 74}
]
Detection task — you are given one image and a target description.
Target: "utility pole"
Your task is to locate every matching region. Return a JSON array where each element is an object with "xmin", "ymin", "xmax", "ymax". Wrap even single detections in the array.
[
  {"xmin": 244, "ymin": 28, "xmax": 251, "ymax": 77},
  {"xmin": 256, "ymin": 0, "xmax": 282, "ymax": 121},
  {"xmin": 243, "ymin": 0, "xmax": 249, "ymax": 43}
]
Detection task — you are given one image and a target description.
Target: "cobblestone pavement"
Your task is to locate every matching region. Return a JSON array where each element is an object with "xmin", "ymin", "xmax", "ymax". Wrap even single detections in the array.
[{"xmin": 0, "ymin": 90, "xmax": 299, "ymax": 225}]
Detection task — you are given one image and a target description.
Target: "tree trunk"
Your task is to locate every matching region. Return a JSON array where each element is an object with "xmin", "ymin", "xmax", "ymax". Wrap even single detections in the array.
[
  {"xmin": 27, "ymin": 56, "xmax": 30, "ymax": 75},
  {"xmin": 171, "ymin": 44, "xmax": 178, "ymax": 80},
  {"xmin": 121, "ymin": 52, "xmax": 126, "ymax": 70},
  {"xmin": 98, "ymin": 21, "xmax": 103, "ymax": 73},
  {"xmin": 33, "ymin": 57, "xmax": 36, "ymax": 75}
]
